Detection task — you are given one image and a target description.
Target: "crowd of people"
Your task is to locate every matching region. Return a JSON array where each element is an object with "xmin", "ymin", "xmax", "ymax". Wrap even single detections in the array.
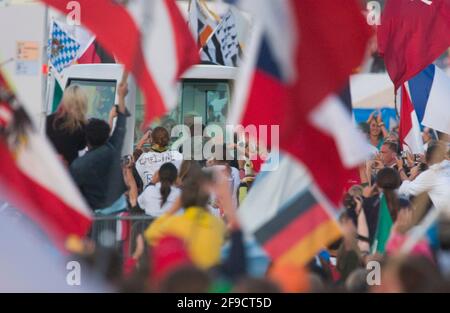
[{"xmin": 41, "ymin": 84, "xmax": 450, "ymax": 293}]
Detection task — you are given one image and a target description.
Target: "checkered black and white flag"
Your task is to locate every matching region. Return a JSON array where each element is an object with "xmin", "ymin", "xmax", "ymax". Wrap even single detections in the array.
[
  {"xmin": 47, "ymin": 21, "xmax": 81, "ymax": 73},
  {"xmin": 200, "ymin": 10, "xmax": 241, "ymax": 67}
]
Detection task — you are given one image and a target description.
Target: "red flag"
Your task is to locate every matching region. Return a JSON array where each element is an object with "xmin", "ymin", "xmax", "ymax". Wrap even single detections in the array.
[
  {"xmin": 42, "ymin": 0, "xmax": 199, "ymax": 126},
  {"xmin": 378, "ymin": 0, "xmax": 450, "ymax": 89},
  {"xmin": 0, "ymin": 72, "xmax": 92, "ymax": 248},
  {"xmin": 399, "ymin": 85, "xmax": 424, "ymax": 154},
  {"xmin": 77, "ymin": 40, "xmax": 115, "ymax": 64},
  {"xmin": 230, "ymin": 0, "xmax": 371, "ymax": 206}
]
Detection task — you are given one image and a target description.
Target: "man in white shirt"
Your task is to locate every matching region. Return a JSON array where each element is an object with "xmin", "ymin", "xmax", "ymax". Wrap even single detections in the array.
[{"xmin": 398, "ymin": 142, "xmax": 450, "ymax": 213}]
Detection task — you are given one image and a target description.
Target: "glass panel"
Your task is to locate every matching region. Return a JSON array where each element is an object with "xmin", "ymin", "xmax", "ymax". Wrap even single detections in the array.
[
  {"xmin": 182, "ymin": 81, "xmax": 229, "ymax": 128},
  {"xmin": 67, "ymin": 79, "xmax": 116, "ymax": 121},
  {"xmin": 133, "ymin": 80, "xmax": 230, "ymax": 145}
]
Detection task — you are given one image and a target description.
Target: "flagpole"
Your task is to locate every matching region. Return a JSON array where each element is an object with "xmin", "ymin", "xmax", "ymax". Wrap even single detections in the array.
[
  {"xmin": 41, "ymin": 7, "xmax": 50, "ymax": 133},
  {"xmin": 0, "ymin": 58, "xmax": 14, "ymax": 68},
  {"xmin": 394, "ymin": 87, "xmax": 400, "ymax": 121}
]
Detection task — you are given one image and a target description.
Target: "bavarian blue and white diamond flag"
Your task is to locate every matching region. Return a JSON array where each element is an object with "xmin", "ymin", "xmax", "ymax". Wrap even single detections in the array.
[{"xmin": 48, "ymin": 21, "xmax": 80, "ymax": 73}]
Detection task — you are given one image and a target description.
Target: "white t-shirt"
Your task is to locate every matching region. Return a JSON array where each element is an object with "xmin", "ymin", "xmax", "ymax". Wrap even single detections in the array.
[
  {"xmin": 399, "ymin": 160, "xmax": 450, "ymax": 213},
  {"xmin": 135, "ymin": 150, "xmax": 183, "ymax": 187},
  {"xmin": 137, "ymin": 183, "xmax": 181, "ymax": 218}
]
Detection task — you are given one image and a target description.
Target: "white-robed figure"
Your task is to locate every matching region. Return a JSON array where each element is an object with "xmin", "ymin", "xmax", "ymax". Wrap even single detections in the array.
[
  {"xmin": 135, "ymin": 127, "xmax": 183, "ymax": 188},
  {"xmin": 398, "ymin": 141, "xmax": 450, "ymax": 213}
]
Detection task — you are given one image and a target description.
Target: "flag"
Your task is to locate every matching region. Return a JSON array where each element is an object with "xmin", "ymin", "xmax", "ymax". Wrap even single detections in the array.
[
  {"xmin": 48, "ymin": 21, "xmax": 115, "ymax": 113},
  {"xmin": 399, "ymin": 84, "xmax": 424, "ymax": 154},
  {"xmin": 188, "ymin": 0, "xmax": 219, "ymax": 48},
  {"xmin": 0, "ymin": 71, "xmax": 92, "ymax": 248},
  {"xmin": 200, "ymin": 9, "xmax": 241, "ymax": 67},
  {"xmin": 238, "ymin": 154, "xmax": 341, "ymax": 266},
  {"xmin": 372, "ymin": 195, "xmax": 393, "ymax": 254},
  {"xmin": 42, "ymin": 0, "xmax": 199, "ymax": 127},
  {"xmin": 228, "ymin": 0, "xmax": 371, "ymax": 206},
  {"xmin": 77, "ymin": 40, "xmax": 115, "ymax": 64},
  {"xmin": 408, "ymin": 64, "xmax": 450, "ymax": 136},
  {"xmin": 377, "ymin": 0, "xmax": 450, "ymax": 89},
  {"xmin": 47, "ymin": 21, "xmax": 80, "ymax": 73}
]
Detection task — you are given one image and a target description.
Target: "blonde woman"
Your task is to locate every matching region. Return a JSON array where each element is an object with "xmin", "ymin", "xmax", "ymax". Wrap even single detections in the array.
[{"xmin": 46, "ymin": 85, "xmax": 88, "ymax": 165}]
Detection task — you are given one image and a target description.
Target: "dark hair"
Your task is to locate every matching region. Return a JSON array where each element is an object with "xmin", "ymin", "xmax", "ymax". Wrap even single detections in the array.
[
  {"xmin": 85, "ymin": 118, "xmax": 110, "ymax": 148},
  {"xmin": 159, "ymin": 266, "xmax": 211, "ymax": 293},
  {"xmin": 180, "ymin": 167, "xmax": 210, "ymax": 209},
  {"xmin": 178, "ymin": 160, "xmax": 195, "ymax": 183},
  {"xmin": 426, "ymin": 140, "xmax": 446, "ymax": 165},
  {"xmin": 376, "ymin": 168, "xmax": 401, "ymax": 221},
  {"xmin": 152, "ymin": 127, "xmax": 170, "ymax": 148},
  {"xmin": 159, "ymin": 163, "xmax": 178, "ymax": 208},
  {"xmin": 382, "ymin": 141, "xmax": 398, "ymax": 154},
  {"xmin": 397, "ymin": 256, "xmax": 441, "ymax": 292},
  {"xmin": 358, "ymin": 122, "xmax": 370, "ymax": 136},
  {"xmin": 398, "ymin": 197, "xmax": 412, "ymax": 211}
]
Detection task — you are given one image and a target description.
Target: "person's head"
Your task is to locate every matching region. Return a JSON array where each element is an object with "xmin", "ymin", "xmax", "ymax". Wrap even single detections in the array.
[
  {"xmin": 180, "ymin": 170, "xmax": 210, "ymax": 209},
  {"xmin": 375, "ymin": 255, "xmax": 441, "ymax": 293},
  {"xmin": 422, "ymin": 127, "xmax": 434, "ymax": 143},
  {"xmin": 55, "ymin": 85, "xmax": 88, "ymax": 133},
  {"xmin": 376, "ymin": 167, "xmax": 401, "ymax": 221},
  {"xmin": 386, "ymin": 131, "xmax": 399, "ymax": 143},
  {"xmin": 158, "ymin": 266, "xmax": 211, "ymax": 293},
  {"xmin": 85, "ymin": 118, "xmax": 110, "ymax": 149},
  {"xmin": 158, "ymin": 163, "xmax": 178, "ymax": 208},
  {"xmin": 376, "ymin": 167, "xmax": 401, "ymax": 190},
  {"xmin": 369, "ymin": 118, "xmax": 382, "ymax": 138},
  {"xmin": 380, "ymin": 141, "xmax": 398, "ymax": 166},
  {"xmin": 151, "ymin": 126, "xmax": 170, "ymax": 149},
  {"xmin": 425, "ymin": 140, "xmax": 447, "ymax": 165},
  {"xmin": 345, "ymin": 269, "xmax": 369, "ymax": 293},
  {"xmin": 177, "ymin": 160, "xmax": 196, "ymax": 185}
]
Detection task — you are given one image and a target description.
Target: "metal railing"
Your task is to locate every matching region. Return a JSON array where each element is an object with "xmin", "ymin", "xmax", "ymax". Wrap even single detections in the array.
[{"xmin": 90, "ymin": 214, "xmax": 155, "ymax": 257}]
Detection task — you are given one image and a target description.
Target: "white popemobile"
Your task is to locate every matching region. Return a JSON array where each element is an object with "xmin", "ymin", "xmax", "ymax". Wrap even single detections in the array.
[{"xmin": 57, "ymin": 63, "xmax": 238, "ymax": 156}]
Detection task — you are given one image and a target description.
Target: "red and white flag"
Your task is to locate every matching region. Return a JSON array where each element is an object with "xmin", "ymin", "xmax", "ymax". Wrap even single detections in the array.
[
  {"xmin": 0, "ymin": 71, "xmax": 92, "ymax": 248},
  {"xmin": 378, "ymin": 0, "xmax": 450, "ymax": 89},
  {"xmin": 42, "ymin": 0, "xmax": 199, "ymax": 126},
  {"xmin": 399, "ymin": 84, "xmax": 424, "ymax": 154},
  {"xmin": 229, "ymin": 0, "xmax": 372, "ymax": 206}
]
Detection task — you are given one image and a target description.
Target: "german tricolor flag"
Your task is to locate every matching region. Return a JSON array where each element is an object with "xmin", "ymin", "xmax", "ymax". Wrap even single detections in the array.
[{"xmin": 254, "ymin": 190, "xmax": 341, "ymax": 266}]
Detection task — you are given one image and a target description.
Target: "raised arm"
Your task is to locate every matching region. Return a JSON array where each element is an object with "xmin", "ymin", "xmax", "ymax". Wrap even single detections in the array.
[{"xmin": 109, "ymin": 74, "xmax": 129, "ymax": 149}]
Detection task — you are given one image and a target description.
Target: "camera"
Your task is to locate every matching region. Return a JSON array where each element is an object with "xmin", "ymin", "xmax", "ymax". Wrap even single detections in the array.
[
  {"xmin": 343, "ymin": 193, "xmax": 357, "ymax": 211},
  {"xmin": 120, "ymin": 155, "xmax": 133, "ymax": 167}
]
